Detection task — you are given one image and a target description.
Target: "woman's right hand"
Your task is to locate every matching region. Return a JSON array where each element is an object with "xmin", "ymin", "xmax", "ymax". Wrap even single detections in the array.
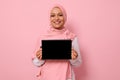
[{"xmin": 36, "ymin": 48, "xmax": 42, "ymax": 60}]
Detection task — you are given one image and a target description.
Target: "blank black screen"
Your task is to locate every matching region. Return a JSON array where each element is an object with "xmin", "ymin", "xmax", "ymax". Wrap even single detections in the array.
[{"xmin": 42, "ymin": 40, "xmax": 71, "ymax": 59}]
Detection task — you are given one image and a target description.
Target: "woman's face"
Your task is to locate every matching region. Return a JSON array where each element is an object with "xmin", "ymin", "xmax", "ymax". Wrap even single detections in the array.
[{"xmin": 50, "ymin": 7, "xmax": 65, "ymax": 29}]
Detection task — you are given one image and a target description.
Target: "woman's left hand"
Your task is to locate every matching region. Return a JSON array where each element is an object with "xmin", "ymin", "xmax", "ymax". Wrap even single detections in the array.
[{"xmin": 71, "ymin": 49, "xmax": 78, "ymax": 60}]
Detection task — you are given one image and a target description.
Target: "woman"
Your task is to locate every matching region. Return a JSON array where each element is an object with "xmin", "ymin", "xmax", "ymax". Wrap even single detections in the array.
[{"xmin": 32, "ymin": 4, "xmax": 82, "ymax": 80}]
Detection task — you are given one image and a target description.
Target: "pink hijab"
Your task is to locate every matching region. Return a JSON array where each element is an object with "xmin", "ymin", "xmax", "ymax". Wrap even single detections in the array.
[
  {"xmin": 43, "ymin": 4, "xmax": 76, "ymax": 40},
  {"xmin": 34, "ymin": 4, "xmax": 76, "ymax": 80}
]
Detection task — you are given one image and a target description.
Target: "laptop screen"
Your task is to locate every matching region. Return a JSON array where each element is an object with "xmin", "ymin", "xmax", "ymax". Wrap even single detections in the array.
[{"xmin": 41, "ymin": 39, "xmax": 72, "ymax": 60}]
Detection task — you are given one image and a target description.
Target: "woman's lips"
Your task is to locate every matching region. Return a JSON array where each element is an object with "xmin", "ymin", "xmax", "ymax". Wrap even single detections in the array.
[{"xmin": 54, "ymin": 21, "xmax": 61, "ymax": 25}]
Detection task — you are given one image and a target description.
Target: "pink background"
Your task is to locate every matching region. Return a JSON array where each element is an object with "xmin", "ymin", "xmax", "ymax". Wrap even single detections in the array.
[{"xmin": 0, "ymin": 0, "xmax": 120, "ymax": 80}]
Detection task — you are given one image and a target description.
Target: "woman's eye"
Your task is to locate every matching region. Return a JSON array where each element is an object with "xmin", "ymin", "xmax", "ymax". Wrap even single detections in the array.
[
  {"xmin": 50, "ymin": 15, "xmax": 55, "ymax": 17},
  {"xmin": 59, "ymin": 14, "xmax": 63, "ymax": 16}
]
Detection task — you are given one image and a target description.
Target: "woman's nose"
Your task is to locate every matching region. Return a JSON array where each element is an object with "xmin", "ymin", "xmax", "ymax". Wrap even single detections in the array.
[{"xmin": 55, "ymin": 16, "xmax": 59, "ymax": 20}]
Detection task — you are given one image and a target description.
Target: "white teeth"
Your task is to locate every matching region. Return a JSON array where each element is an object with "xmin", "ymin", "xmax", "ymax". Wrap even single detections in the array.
[
  {"xmin": 55, "ymin": 22, "xmax": 60, "ymax": 24},
  {"xmin": 54, "ymin": 21, "xmax": 61, "ymax": 24}
]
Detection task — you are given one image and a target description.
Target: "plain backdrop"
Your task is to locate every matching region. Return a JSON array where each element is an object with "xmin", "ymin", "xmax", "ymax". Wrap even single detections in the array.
[{"xmin": 0, "ymin": 0, "xmax": 120, "ymax": 80}]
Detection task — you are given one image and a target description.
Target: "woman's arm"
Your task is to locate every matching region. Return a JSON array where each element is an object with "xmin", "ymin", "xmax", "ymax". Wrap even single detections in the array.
[
  {"xmin": 32, "ymin": 57, "xmax": 45, "ymax": 67},
  {"xmin": 70, "ymin": 37, "xmax": 82, "ymax": 67},
  {"xmin": 32, "ymin": 37, "xmax": 45, "ymax": 67}
]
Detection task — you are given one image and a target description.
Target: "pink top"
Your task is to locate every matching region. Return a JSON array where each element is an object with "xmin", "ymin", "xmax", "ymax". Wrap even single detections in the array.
[{"xmin": 33, "ymin": 27, "xmax": 76, "ymax": 80}]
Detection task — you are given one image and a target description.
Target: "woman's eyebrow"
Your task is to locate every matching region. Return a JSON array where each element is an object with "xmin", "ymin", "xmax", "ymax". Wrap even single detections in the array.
[
  {"xmin": 58, "ymin": 12, "xmax": 63, "ymax": 14},
  {"xmin": 50, "ymin": 13, "xmax": 55, "ymax": 15}
]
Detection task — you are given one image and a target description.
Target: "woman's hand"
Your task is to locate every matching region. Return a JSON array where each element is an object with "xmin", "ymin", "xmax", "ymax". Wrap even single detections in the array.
[
  {"xmin": 36, "ymin": 48, "xmax": 42, "ymax": 60},
  {"xmin": 71, "ymin": 49, "xmax": 78, "ymax": 60}
]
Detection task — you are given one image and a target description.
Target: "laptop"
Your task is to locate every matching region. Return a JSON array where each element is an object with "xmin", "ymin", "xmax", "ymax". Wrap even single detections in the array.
[{"xmin": 41, "ymin": 39, "xmax": 72, "ymax": 60}]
